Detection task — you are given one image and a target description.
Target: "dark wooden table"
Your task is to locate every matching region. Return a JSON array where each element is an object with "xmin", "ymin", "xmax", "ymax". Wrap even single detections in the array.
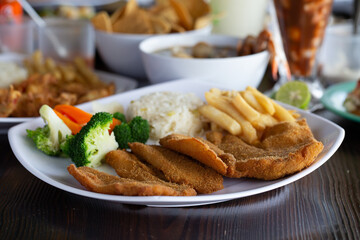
[{"xmin": 1, "ymin": 76, "xmax": 359, "ymax": 239}]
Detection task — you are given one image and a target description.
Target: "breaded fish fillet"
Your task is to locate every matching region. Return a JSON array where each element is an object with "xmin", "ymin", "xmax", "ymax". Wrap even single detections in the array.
[
  {"xmin": 105, "ymin": 150, "xmax": 166, "ymax": 181},
  {"xmin": 206, "ymin": 119, "xmax": 324, "ymax": 180},
  {"xmin": 105, "ymin": 150, "xmax": 197, "ymax": 195},
  {"xmin": 68, "ymin": 164, "xmax": 196, "ymax": 196},
  {"xmin": 159, "ymin": 134, "xmax": 236, "ymax": 176},
  {"xmin": 129, "ymin": 143, "xmax": 224, "ymax": 194}
]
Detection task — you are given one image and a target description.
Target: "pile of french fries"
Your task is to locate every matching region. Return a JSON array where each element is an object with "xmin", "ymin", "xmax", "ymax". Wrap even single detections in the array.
[
  {"xmin": 23, "ymin": 50, "xmax": 104, "ymax": 87},
  {"xmin": 199, "ymin": 86, "xmax": 300, "ymax": 144}
]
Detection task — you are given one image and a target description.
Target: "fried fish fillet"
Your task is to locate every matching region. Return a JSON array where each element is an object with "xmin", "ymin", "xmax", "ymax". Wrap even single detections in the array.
[
  {"xmin": 106, "ymin": 149, "xmax": 166, "ymax": 181},
  {"xmin": 206, "ymin": 119, "xmax": 324, "ymax": 180},
  {"xmin": 105, "ymin": 150, "xmax": 196, "ymax": 195},
  {"xmin": 129, "ymin": 143, "xmax": 224, "ymax": 194},
  {"xmin": 67, "ymin": 164, "xmax": 196, "ymax": 196},
  {"xmin": 159, "ymin": 134, "xmax": 236, "ymax": 176}
]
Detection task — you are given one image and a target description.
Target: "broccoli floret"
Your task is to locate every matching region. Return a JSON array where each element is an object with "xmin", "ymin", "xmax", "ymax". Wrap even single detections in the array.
[
  {"xmin": 68, "ymin": 112, "xmax": 119, "ymax": 167},
  {"xmin": 60, "ymin": 135, "xmax": 75, "ymax": 157},
  {"xmin": 113, "ymin": 123, "xmax": 133, "ymax": 149},
  {"xmin": 27, "ymin": 105, "xmax": 72, "ymax": 156},
  {"xmin": 113, "ymin": 112, "xmax": 126, "ymax": 123},
  {"xmin": 27, "ymin": 125, "xmax": 57, "ymax": 156},
  {"xmin": 129, "ymin": 116, "xmax": 150, "ymax": 143},
  {"xmin": 113, "ymin": 116, "xmax": 150, "ymax": 149}
]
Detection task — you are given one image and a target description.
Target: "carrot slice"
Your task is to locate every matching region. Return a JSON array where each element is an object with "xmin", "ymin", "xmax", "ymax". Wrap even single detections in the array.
[
  {"xmin": 109, "ymin": 118, "xmax": 121, "ymax": 133},
  {"xmin": 54, "ymin": 104, "xmax": 92, "ymax": 125},
  {"xmin": 54, "ymin": 110, "xmax": 83, "ymax": 135}
]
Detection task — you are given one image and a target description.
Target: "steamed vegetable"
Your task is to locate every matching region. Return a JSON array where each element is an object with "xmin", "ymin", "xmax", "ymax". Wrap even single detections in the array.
[
  {"xmin": 113, "ymin": 116, "xmax": 150, "ymax": 149},
  {"xmin": 68, "ymin": 112, "xmax": 119, "ymax": 167},
  {"xmin": 27, "ymin": 105, "xmax": 72, "ymax": 156}
]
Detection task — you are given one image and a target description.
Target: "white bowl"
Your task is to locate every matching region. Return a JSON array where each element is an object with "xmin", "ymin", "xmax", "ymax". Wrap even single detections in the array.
[
  {"xmin": 139, "ymin": 34, "xmax": 270, "ymax": 89},
  {"xmin": 95, "ymin": 25, "xmax": 212, "ymax": 79}
]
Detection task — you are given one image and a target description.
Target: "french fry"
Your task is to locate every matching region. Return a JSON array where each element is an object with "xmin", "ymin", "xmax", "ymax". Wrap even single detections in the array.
[
  {"xmin": 205, "ymin": 92, "xmax": 246, "ymax": 124},
  {"xmin": 209, "ymin": 88, "xmax": 222, "ymax": 95},
  {"xmin": 74, "ymin": 57, "xmax": 100, "ymax": 86},
  {"xmin": 271, "ymin": 100, "xmax": 296, "ymax": 122},
  {"xmin": 23, "ymin": 59, "xmax": 34, "ymax": 75},
  {"xmin": 32, "ymin": 50, "xmax": 46, "ymax": 73},
  {"xmin": 205, "ymin": 92, "xmax": 258, "ymax": 143},
  {"xmin": 246, "ymin": 86, "xmax": 275, "ymax": 115},
  {"xmin": 241, "ymin": 90, "xmax": 266, "ymax": 113},
  {"xmin": 289, "ymin": 110, "xmax": 301, "ymax": 119},
  {"xmin": 231, "ymin": 93, "xmax": 260, "ymax": 122},
  {"xmin": 198, "ymin": 104, "xmax": 241, "ymax": 135},
  {"xmin": 44, "ymin": 58, "xmax": 56, "ymax": 72},
  {"xmin": 251, "ymin": 113, "xmax": 278, "ymax": 130},
  {"xmin": 221, "ymin": 89, "xmax": 237, "ymax": 98},
  {"xmin": 59, "ymin": 65, "xmax": 76, "ymax": 82},
  {"xmin": 202, "ymin": 86, "xmax": 301, "ymax": 144},
  {"xmin": 51, "ymin": 69, "xmax": 62, "ymax": 81}
]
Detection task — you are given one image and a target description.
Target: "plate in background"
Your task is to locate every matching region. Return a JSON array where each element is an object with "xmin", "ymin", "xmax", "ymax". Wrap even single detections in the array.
[
  {"xmin": 321, "ymin": 81, "xmax": 360, "ymax": 123},
  {"xmin": 0, "ymin": 53, "xmax": 137, "ymax": 130}
]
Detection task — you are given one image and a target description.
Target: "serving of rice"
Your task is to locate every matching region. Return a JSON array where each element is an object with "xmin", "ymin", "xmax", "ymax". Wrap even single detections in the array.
[
  {"xmin": 0, "ymin": 62, "xmax": 27, "ymax": 88},
  {"xmin": 126, "ymin": 92, "xmax": 204, "ymax": 140}
]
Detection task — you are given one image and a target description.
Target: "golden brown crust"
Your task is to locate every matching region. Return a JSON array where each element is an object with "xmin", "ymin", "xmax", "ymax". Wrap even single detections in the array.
[
  {"xmin": 129, "ymin": 143, "xmax": 224, "ymax": 194},
  {"xmin": 105, "ymin": 149, "xmax": 166, "ymax": 181},
  {"xmin": 206, "ymin": 119, "xmax": 324, "ymax": 180},
  {"xmin": 159, "ymin": 134, "xmax": 228, "ymax": 175},
  {"xmin": 105, "ymin": 150, "xmax": 196, "ymax": 195},
  {"xmin": 67, "ymin": 164, "xmax": 196, "ymax": 196}
]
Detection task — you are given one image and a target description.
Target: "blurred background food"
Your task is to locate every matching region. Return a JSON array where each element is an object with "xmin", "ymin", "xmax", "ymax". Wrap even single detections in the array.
[
  {"xmin": 0, "ymin": 0, "xmax": 359, "ymax": 120},
  {"xmin": 0, "ymin": 51, "xmax": 115, "ymax": 117},
  {"xmin": 140, "ymin": 32, "xmax": 271, "ymax": 88},
  {"xmin": 92, "ymin": 0, "xmax": 212, "ymax": 79}
]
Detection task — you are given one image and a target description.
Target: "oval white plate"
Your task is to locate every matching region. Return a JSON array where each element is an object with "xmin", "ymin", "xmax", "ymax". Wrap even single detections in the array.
[{"xmin": 8, "ymin": 79, "xmax": 345, "ymax": 207}]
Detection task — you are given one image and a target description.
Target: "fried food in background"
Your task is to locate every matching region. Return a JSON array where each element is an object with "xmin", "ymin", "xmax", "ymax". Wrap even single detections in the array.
[
  {"xmin": 206, "ymin": 119, "xmax": 324, "ymax": 180},
  {"xmin": 91, "ymin": 0, "xmax": 211, "ymax": 34},
  {"xmin": 0, "ymin": 86, "xmax": 21, "ymax": 117},
  {"xmin": 67, "ymin": 164, "xmax": 196, "ymax": 196},
  {"xmin": 129, "ymin": 142, "xmax": 224, "ymax": 194},
  {"xmin": 0, "ymin": 51, "xmax": 115, "ymax": 117}
]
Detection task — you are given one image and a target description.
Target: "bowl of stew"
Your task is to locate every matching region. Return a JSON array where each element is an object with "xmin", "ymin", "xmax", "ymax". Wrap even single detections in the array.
[{"xmin": 139, "ymin": 34, "xmax": 270, "ymax": 89}]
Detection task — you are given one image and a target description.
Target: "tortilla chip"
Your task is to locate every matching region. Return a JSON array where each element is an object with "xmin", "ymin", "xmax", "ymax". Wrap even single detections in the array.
[
  {"xmin": 113, "ymin": 9, "xmax": 153, "ymax": 34},
  {"xmin": 170, "ymin": 0, "xmax": 193, "ymax": 30},
  {"xmin": 110, "ymin": 7, "xmax": 125, "ymax": 25},
  {"xmin": 155, "ymin": 0, "xmax": 170, "ymax": 6},
  {"xmin": 194, "ymin": 14, "xmax": 211, "ymax": 29},
  {"xmin": 123, "ymin": 0, "xmax": 139, "ymax": 16},
  {"xmin": 170, "ymin": 22, "xmax": 185, "ymax": 33},
  {"xmin": 150, "ymin": 5, "xmax": 179, "ymax": 24},
  {"xmin": 149, "ymin": 15, "xmax": 171, "ymax": 34},
  {"xmin": 183, "ymin": 0, "xmax": 210, "ymax": 20},
  {"xmin": 91, "ymin": 11, "xmax": 112, "ymax": 33}
]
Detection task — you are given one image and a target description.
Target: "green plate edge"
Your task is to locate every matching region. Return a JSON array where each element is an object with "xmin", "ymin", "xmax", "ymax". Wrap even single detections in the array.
[{"xmin": 321, "ymin": 81, "xmax": 360, "ymax": 123}]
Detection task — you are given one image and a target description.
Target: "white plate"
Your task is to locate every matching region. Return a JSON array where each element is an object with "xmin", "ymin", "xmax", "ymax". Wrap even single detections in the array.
[
  {"xmin": 8, "ymin": 79, "xmax": 345, "ymax": 207},
  {"xmin": 28, "ymin": 0, "xmax": 121, "ymax": 6},
  {"xmin": 0, "ymin": 53, "xmax": 137, "ymax": 130}
]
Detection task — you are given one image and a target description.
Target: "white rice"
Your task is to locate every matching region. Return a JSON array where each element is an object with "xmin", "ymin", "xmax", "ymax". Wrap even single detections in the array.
[
  {"xmin": 0, "ymin": 62, "xmax": 27, "ymax": 88},
  {"xmin": 126, "ymin": 91, "xmax": 204, "ymax": 140}
]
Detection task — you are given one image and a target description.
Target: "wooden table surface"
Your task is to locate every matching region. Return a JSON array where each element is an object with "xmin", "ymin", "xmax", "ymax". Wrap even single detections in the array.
[{"xmin": 0, "ymin": 80, "xmax": 359, "ymax": 239}]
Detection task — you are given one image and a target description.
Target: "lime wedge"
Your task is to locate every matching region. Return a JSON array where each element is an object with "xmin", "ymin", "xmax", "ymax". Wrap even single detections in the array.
[{"xmin": 275, "ymin": 81, "xmax": 311, "ymax": 109}]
